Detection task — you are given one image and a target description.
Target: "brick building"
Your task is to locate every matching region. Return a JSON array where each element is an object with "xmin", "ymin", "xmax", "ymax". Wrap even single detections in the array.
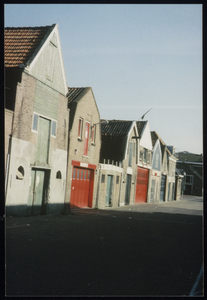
[
  {"xmin": 5, "ymin": 24, "xmax": 69, "ymax": 216},
  {"xmin": 64, "ymin": 87, "xmax": 101, "ymax": 212}
]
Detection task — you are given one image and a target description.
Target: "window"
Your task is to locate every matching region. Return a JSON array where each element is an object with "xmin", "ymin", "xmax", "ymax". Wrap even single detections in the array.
[
  {"xmin": 140, "ymin": 150, "xmax": 143, "ymax": 161},
  {"xmin": 116, "ymin": 176, "xmax": 119, "ymax": 184},
  {"xmin": 56, "ymin": 171, "xmax": 62, "ymax": 179},
  {"xmin": 32, "ymin": 113, "xmax": 39, "ymax": 131},
  {"xmin": 51, "ymin": 120, "xmax": 57, "ymax": 136},
  {"xmin": 147, "ymin": 153, "xmax": 151, "ymax": 164},
  {"xmin": 83, "ymin": 122, "xmax": 90, "ymax": 156},
  {"xmin": 133, "ymin": 143, "xmax": 135, "ymax": 157},
  {"xmin": 78, "ymin": 118, "xmax": 83, "ymax": 139},
  {"xmin": 101, "ymin": 174, "xmax": 105, "ymax": 183},
  {"xmin": 155, "ymin": 154, "xmax": 159, "ymax": 168},
  {"xmin": 143, "ymin": 149, "xmax": 147, "ymax": 163},
  {"xmin": 129, "ymin": 142, "xmax": 133, "ymax": 167},
  {"xmin": 16, "ymin": 166, "xmax": 24, "ymax": 180},
  {"xmin": 91, "ymin": 125, "xmax": 96, "ymax": 144}
]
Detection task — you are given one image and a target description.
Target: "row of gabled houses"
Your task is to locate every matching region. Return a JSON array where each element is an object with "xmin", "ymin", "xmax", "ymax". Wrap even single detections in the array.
[{"xmin": 4, "ymin": 24, "xmax": 184, "ymax": 217}]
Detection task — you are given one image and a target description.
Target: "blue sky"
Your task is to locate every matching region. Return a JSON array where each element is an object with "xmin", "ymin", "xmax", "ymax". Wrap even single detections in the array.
[{"xmin": 5, "ymin": 4, "xmax": 202, "ymax": 154}]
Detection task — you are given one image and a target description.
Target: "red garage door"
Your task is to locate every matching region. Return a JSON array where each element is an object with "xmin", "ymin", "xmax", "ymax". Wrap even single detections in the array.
[
  {"xmin": 135, "ymin": 167, "xmax": 149, "ymax": 203},
  {"xmin": 70, "ymin": 167, "xmax": 94, "ymax": 209}
]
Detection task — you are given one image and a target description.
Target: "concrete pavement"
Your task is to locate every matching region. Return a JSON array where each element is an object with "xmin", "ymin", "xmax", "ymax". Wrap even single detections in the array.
[{"xmin": 5, "ymin": 195, "xmax": 203, "ymax": 296}]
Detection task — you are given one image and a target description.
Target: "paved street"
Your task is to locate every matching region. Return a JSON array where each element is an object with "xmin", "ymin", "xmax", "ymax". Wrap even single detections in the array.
[{"xmin": 5, "ymin": 195, "xmax": 203, "ymax": 296}]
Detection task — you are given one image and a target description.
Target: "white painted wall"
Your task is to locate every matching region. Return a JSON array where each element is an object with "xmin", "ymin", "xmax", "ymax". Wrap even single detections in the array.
[
  {"xmin": 140, "ymin": 121, "xmax": 153, "ymax": 150},
  {"xmin": 6, "ymin": 138, "xmax": 36, "ymax": 208}
]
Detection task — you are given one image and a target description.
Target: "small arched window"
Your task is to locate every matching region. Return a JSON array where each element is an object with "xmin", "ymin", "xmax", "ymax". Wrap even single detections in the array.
[
  {"xmin": 56, "ymin": 171, "xmax": 62, "ymax": 179},
  {"xmin": 16, "ymin": 166, "xmax": 24, "ymax": 180}
]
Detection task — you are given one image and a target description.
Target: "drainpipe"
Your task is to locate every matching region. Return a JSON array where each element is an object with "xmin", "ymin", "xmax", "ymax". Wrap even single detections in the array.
[
  {"xmin": 63, "ymin": 106, "xmax": 71, "ymax": 214},
  {"xmin": 5, "ymin": 134, "xmax": 12, "ymax": 199},
  {"xmin": 96, "ymin": 164, "xmax": 102, "ymax": 208}
]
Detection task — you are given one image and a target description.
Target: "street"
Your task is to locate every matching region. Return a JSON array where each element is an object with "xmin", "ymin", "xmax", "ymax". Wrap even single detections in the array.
[{"xmin": 5, "ymin": 195, "xmax": 203, "ymax": 296}]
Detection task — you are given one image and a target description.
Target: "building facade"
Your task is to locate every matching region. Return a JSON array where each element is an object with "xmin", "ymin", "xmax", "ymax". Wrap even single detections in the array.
[
  {"xmin": 5, "ymin": 24, "xmax": 69, "ymax": 216},
  {"xmin": 98, "ymin": 120, "xmax": 139, "ymax": 208},
  {"xmin": 135, "ymin": 121, "xmax": 152, "ymax": 203},
  {"xmin": 64, "ymin": 87, "xmax": 101, "ymax": 211}
]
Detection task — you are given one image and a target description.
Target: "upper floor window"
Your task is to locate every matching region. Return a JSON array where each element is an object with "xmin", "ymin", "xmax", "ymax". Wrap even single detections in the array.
[
  {"xmin": 140, "ymin": 149, "xmax": 143, "ymax": 161},
  {"xmin": 155, "ymin": 153, "xmax": 159, "ymax": 168},
  {"xmin": 143, "ymin": 149, "xmax": 147, "ymax": 163},
  {"xmin": 78, "ymin": 118, "xmax": 83, "ymax": 140},
  {"xmin": 129, "ymin": 142, "xmax": 133, "ymax": 167},
  {"xmin": 91, "ymin": 125, "xmax": 96, "ymax": 144},
  {"xmin": 147, "ymin": 152, "xmax": 151, "ymax": 164},
  {"xmin": 51, "ymin": 120, "xmax": 57, "ymax": 137},
  {"xmin": 133, "ymin": 142, "xmax": 135, "ymax": 157},
  {"xmin": 83, "ymin": 122, "xmax": 90, "ymax": 156},
  {"xmin": 32, "ymin": 113, "xmax": 39, "ymax": 131}
]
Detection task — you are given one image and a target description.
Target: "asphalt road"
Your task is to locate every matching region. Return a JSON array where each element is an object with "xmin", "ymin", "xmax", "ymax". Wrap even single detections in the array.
[{"xmin": 5, "ymin": 195, "xmax": 203, "ymax": 296}]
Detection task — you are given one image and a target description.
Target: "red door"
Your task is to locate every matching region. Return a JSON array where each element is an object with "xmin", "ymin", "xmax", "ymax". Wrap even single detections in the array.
[
  {"xmin": 70, "ymin": 167, "xmax": 92, "ymax": 208},
  {"xmin": 135, "ymin": 167, "xmax": 149, "ymax": 203},
  {"xmin": 83, "ymin": 122, "xmax": 90, "ymax": 156}
]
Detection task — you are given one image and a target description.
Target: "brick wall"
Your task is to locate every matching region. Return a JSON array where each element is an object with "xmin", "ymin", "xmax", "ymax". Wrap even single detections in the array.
[
  {"xmin": 65, "ymin": 88, "xmax": 101, "ymax": 205},
  {"xmin": 12, "ymin": 72, "xmax": 36, "ymax": 142},
  {"xmin": 56, "ymin": 93, "xmax": 69, "ymax": 151}
]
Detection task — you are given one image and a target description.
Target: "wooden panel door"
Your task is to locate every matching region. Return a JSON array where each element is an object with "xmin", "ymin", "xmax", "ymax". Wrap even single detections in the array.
[
  {"xmin": 105, "ymin": 175, "xmax": 113, "ymax": 206},
  {"xmin": 160, "ymin": 175, "xmax": 166, "ymax": 201},
  {"xmin": 125, "ymin": 174, "xmax": 131, "ymax": 205},
  {"xmin": 27, "ymin": 169, "xmax": 45, "ymax": 215},
  {"xmin": 70, "ymin": 167, "xmax": 91, "ymax": 208},
  {"xmin": 135, "ymin": 167, "xmax": 149, "ymax": 203}
]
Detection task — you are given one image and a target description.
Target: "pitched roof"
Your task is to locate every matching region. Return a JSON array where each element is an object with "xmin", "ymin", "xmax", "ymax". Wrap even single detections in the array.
[
  {"xmin": 176, "ymin": 151, "xmax": 203, "ymax": 162},
  {"xmin": 67, "ymin": 87, "xmax": 86, "ymax": 104},
  {"xmin": 151, "ymin": 131, "xmax": 171, "ymax": 155},
  {"xmin": 136, "ymin": 121, "xmax": 147, "ymax": 137},
  {"xmin": 4, "ymin": 25, "xmax": 55, "ymax": 67},
  {"xmin": 101, "ymin": 120, "xmax": 133, "ymax": 136}
]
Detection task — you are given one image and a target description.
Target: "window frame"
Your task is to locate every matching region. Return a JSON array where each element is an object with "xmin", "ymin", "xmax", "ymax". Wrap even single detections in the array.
[
  {"xmin": 91, "ymin": 124, "xmax": 96, "ymax": 144},
  {"xmin": 51, "ymin": 120, "xmax": 57, "ymax": 137},
  {"xmin": 78, "ymin": 118, "xmax": 83, "ymax": 140},
  {"xmin": 32, "ymin": 113, "xmax": 39, "ymax": 132}
]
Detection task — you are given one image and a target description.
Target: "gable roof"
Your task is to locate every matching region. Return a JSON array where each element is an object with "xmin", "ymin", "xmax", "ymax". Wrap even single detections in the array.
[
  {"xmin": 100, "ymin": 120, "xmax": 136, "ymax": 163},
  {"xmin": 101, "ymin": 120, "xmax": 133, "ymax": 136},
  {"xmin": 151, "ymin": 131, "xmax": 171, "ymax": 156},
  {"xmin": 176, "ymin": 151, "xmax": 203, "ymax": 163},
  {"xmin": 136, "ymin": 121, "xmax": 147, "ymax": 137},
  {"xmin": 4, "ymin": 25, "xmax": 55, "ymax": 68},
  {"xmin": 67, "ymin": 87, "xmax": 87, "ymax": 104}
]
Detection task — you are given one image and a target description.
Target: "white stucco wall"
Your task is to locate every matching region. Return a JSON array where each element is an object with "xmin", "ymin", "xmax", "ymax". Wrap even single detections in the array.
[
  {"xmin": 48, "ymin": 148, "xmax": 67, "ymax": 209},
  {"xmin": 139, "ymin": 121, "xmax": 153, "ymax": 150},
  {"xmin": 6, "ymin": 138, "xmax": 36, "ymax": 208}
]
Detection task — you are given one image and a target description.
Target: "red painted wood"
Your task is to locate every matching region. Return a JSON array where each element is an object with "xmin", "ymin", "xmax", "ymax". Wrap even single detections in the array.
[
  {"xmin": 70, "ymin": 167, "xmax": 94, "ymax": 209},
  {"xmin": 135, "ymin": 167, "xmax": 149, "ymax": 203},
  {"xmin": 83, "ymin": 122, "xmax": 90, "ymax": 156}
]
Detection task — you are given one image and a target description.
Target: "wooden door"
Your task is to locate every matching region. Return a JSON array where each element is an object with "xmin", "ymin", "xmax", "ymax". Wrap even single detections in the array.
[
  {"xmin": 125, "ymin": 174, "xmax": 131, "ymax": 205},
  {"xmin": 27, "ymin": 169, "xmax": 45, "ymax": 215},
  {"xmin": 105, "ymin": 175, "xmax": 113, "ymax": 206},
  {"xmin": 160, "ymin": 175, "xmax": 166, "ymax": 201},
  {"xmin": 83, "ymin": 122, "xmax": 90, "ymax": 156},
  {"xmin": 70, "ymin": 167, "xmax": 91, "ymax": 208},
  {"xmin": 135, "ymin": 167, "xmax": 149, "ymax": 203}
]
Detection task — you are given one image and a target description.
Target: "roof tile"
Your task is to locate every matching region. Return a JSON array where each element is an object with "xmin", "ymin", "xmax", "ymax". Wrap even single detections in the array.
[{"xmin": 4, "ymin": 25, "xmax": 54, "ymax": 67}]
